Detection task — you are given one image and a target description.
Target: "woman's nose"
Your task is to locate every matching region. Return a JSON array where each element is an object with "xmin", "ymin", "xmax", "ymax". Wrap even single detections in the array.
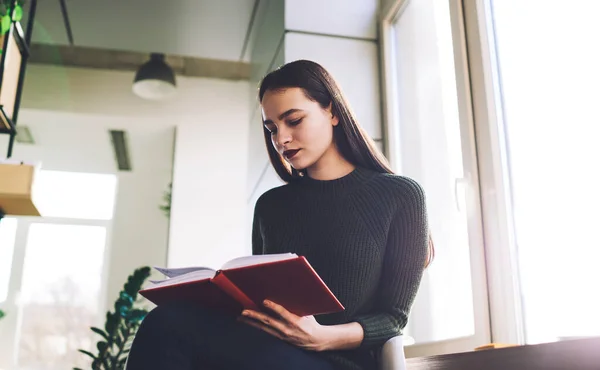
[{"xmin": 276, "ymin": 127, "xmax": 292, "ymax": 146}]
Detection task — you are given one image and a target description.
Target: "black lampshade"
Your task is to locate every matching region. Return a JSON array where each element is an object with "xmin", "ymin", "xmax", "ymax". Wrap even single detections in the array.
[{"xmin": 132, "ymin": 53, "xmax": 176, "ymax": 100}]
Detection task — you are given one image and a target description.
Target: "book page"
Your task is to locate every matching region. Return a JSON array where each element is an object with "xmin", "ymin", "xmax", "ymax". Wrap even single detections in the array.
[
  {"xmin": 154, "ymin": 266, "xmax": 215, "ymax": 278},
  {"xmin": 220, "ymin": 253, "xmax": 298, "ymax": 270},
  {"xmin": 147, "ymin": 269, "xmax": 217, "ymax": 288}
]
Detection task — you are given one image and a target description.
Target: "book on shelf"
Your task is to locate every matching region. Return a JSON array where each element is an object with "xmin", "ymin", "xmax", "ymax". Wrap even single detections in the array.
[{"xmin": 139, "ymin": 253, "xmax": 344, "ymax": 317}]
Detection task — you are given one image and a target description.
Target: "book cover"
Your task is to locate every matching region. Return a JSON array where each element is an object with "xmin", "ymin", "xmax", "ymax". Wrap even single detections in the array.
[{"xmin": 139, "ymin": 254, "xmax": 344, "ymax": 317}]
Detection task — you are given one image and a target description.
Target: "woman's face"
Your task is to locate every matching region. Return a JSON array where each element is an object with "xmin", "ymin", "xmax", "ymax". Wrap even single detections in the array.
[{"xmin": 261, "ymin": 87, "xmax": 339, "ymax": 171}]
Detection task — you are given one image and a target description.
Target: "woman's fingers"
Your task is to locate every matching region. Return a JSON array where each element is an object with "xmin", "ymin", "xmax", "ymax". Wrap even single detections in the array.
[
  {"xmin": 238, "ymin": 316, "xmax": 285, "ymax": 340},
  {"xmin": 241, "ymin": 309, "xmax": 289, "ymax": 336},
  {"xmin": 263, "ymin": 300, "xmax": 297, "ymax": 323}
]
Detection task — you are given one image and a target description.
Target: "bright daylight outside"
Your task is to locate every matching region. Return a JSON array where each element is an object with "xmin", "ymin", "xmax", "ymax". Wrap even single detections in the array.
[{"xmin": 491, "ymin": 0, "xmax": 600, "ymax": 344}]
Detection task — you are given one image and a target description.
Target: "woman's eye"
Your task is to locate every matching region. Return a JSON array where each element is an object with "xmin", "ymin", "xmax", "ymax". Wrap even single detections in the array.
[{"xmin": 289, "ymin": 118, "xmax": 302, "ymax": 126}]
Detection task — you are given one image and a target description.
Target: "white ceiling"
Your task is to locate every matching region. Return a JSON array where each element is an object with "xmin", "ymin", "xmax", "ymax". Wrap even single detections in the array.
[{"xmin": 23, "ymin": 0, "xmax": 257, "ymax": 62}]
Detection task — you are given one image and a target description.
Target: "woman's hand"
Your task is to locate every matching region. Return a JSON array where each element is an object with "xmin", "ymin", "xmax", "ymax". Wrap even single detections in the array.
[{"xmin": 238, "ymin": 300, "xmax": 329, "ymax": 351}]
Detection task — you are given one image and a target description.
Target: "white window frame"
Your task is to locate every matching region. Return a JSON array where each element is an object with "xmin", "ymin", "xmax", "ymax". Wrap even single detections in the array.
[
  {"xmin": 460, "ymin": 0, "xmax": 525, "ymax": 345},
  {"xmin": 380, "ymin": 0, "xmax": 496, "ymax": 356},
  {"xmin": 381, "ymin": 0, "xmax": 528, "ymax": 352}
]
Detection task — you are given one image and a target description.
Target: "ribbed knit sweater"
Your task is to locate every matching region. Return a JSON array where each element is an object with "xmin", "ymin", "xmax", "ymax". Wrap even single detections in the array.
[{"xmin": 251, "ymin": 166, "xmax": 429, "ymax": 370}]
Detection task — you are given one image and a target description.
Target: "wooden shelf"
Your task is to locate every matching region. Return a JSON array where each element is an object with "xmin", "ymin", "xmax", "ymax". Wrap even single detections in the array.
[
  {"xmin": 0, "ymin": 162, "xmax": 41, "ymax": 217},
  {"xmin": 0, "ymin": 105, "xmax": 15, "ymax": 134}
]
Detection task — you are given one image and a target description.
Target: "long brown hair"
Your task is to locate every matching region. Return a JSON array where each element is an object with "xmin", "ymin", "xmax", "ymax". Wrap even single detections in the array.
[{"xmin": 258, "ymin": 59, "xmax": 434, "ymax": 267}]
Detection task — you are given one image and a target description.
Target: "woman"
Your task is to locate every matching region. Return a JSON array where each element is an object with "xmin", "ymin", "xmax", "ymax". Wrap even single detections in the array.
[{"xmin": 126, "ymin": 60, "xmax": 432, "ymax": 370}]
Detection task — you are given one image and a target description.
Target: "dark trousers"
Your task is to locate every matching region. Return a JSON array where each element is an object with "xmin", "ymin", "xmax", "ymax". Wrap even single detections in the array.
[{"xmin": 126, "ymin": 302, "xmax": 335, "ymax": 370}]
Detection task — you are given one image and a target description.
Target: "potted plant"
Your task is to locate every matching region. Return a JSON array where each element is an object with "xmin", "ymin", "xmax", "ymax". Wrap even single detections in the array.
[{"xmin": 75, "ymin": 267, "xmax": 152, "ymax": 370}]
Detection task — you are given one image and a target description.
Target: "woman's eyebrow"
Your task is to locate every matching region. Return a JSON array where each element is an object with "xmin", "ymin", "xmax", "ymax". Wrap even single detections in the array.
[{"xmin": 263, "ymin": 109, "xmax": 304, "ymax": 125}]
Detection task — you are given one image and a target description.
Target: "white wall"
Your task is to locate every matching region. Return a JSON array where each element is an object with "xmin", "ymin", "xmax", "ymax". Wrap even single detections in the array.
[
  {"xmin": 168, "ymin": 79, "xmax": 250, "ymax": 269},
  {"xmin": 285, "ymin": 0, "xmax": 379, "ymax": 39}
]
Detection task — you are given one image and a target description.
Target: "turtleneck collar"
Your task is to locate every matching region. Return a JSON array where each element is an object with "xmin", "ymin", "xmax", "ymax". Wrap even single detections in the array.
[{"xmin": 296, "ymin": 166, "xmax": 378, "ymax": 196}]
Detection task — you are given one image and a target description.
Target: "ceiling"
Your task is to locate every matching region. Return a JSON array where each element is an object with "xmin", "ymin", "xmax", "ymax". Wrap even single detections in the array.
[{"xmin": 22, "ymin": 0, "xmax": 257, "ymax": 62}]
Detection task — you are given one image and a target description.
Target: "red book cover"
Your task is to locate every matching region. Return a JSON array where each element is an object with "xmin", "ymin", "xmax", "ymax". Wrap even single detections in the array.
[{"xmin": 139, "ymin": 254, "xmax": 344, "ymax": 317}]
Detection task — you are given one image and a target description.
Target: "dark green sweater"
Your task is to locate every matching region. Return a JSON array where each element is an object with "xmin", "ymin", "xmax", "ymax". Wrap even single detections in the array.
[{"xmin": 252, "ymin": 166, "xmax": 429, "ymax": 370}]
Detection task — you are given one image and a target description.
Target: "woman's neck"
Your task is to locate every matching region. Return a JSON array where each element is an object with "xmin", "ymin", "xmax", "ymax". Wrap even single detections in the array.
[{"xmin": 306, "ymin": 150, "xmax": 355, "ymax": 181}]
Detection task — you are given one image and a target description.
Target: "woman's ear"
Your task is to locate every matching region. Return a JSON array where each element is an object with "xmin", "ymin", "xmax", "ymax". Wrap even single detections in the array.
[
  {"xmin": 327, "ymin": 103, "xmax": 339, "ymax": 126},
  {"xmin": 331, "ymin": 112, "xmax": 340, "ymax": 126}
]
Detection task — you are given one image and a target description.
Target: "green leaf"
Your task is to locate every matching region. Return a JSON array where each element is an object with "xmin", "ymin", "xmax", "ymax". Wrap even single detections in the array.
[
  {"xmin": 120, "ymin": 291, "xmax": 134, "ymax": 304},
  {"xmin": 1, "ymin": 14, "xmax": 10, "ymax": 34},
  {"xmin": 0, "ymin": 309, "xmax": 5, "ymax": 320},
  {"xmin": 12, "ymin": 4, "xmax": 22, "ymax": 21},
  {"xmin": 91, "ymin": 326, "xmax": 110, "ymax": 341},
  {"xmin": 101, "ymin": 356, "xmax": 111, "ymax": 370},
  {"xmin": 97, "ymin": 340, "xmax": 108, "ymax": 354},
  {"xmin": 78, "ymin": 349, "xmax": 97, "ymax": 360},
  {"xmin": 120, "ymin": 324, "xmax": 129, "ymax": 338},
  {"xmin": 115, "ymin": 332, "xmax": 123, "ymax": 347},
  {"xmin": 127, "ymin": 308, "xmax": 148, "ymax": 324},
  {"xmin": 105, "ymin": 312, "xmax": 119, "ymax": 335},
  {"xmin": 91, "ymin": 358, "xmax": 101, "ymax": 370}
]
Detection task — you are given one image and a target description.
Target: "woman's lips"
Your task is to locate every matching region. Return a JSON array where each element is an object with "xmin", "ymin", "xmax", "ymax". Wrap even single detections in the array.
[{"xmin": 283, "ymin": 149, "xmax": 300, "ymax": 159}]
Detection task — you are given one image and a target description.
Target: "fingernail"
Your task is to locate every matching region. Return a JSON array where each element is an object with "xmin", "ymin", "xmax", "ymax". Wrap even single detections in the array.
[
  {"xmin": 263, "ymin": 300, "xmax": 270, "ymax": 306},
  {"xmin": 242, "ymin": 310, "xmax": 249, "ymax": 316}
]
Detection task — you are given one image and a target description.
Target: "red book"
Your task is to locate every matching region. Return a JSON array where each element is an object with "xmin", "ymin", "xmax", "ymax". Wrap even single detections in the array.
[{"xmin": 139, "ymin": 253, "xmax": 345, "ymax": 317}]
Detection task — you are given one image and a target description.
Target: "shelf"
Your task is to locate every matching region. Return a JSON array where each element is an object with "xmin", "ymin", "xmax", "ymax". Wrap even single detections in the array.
[
  {"xmin": 0, "ymin": 105, "xmax": 15, "ymax": 134},
  {"xmin": 0, "ymin": 162, "xmax": 41, "ymax": 217}
]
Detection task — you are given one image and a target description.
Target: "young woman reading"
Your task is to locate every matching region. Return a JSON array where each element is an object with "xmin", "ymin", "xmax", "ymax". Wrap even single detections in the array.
[{"xmin": 126, "ymin": 59, "xmax": 433, "ymax": 370}]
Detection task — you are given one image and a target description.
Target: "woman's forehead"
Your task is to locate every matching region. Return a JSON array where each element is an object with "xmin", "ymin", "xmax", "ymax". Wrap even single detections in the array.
[{"xmin": 261, "ymin": 88, "xmax": 310, "ymax": 119}]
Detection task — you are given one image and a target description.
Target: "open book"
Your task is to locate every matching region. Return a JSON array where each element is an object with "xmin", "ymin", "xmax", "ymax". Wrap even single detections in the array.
[{"xmin": 139, "ymin": 253, "xmax": 344, "ymax": 317}]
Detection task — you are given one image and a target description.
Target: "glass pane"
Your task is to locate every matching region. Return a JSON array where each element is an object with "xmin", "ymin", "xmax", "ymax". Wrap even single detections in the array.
[
  {"xmin": 34, "ymin": 171, "xmax": 118, "ymax": 220},
  {"xmin": 491, "ymin": 0, "xmax": 600, "ymax": 343},
  {"xmin": 393, "ymin": 0, "xmax": 474, "ymax": 343},
  {"xmin": 17, "ymin": 223, "xmax": 107, "ymax": 369},
  {"xmin": 0, "ymin": 218, "xmax": 17, "ymax": 302}
]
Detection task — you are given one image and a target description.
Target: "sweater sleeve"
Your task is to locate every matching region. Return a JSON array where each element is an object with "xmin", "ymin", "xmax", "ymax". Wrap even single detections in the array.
[{"xmin": 354, "ymin": 179, "xmax": 429, "ymax": 348}]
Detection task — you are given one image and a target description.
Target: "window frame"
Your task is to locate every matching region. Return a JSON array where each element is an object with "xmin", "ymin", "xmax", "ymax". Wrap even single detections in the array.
[
  {"xmin": 461, "ymin": 0, "xmax": 526, "ymax": 345},
  {"xmin": 379, "ymin": 0, "xmax": 498, "ymax": 356}
]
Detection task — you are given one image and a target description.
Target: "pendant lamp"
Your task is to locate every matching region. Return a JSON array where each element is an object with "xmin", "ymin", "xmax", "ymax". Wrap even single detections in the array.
[{"xmin": 132, "ymin": 53, "xmax": 176, "ymax": 100}]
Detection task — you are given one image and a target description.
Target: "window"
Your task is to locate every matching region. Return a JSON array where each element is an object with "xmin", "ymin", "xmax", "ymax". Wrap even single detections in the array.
[
  {"xmin": 389, "ymin": 0, "xmax": 489, "ymax": 350},
  {"xmin": 17, "ymin": 223, "xmax": 107, "ymax": 369},
  {"xmin": 489, "ymin": 0, "xmax": 600, "ymax": 344},
  {"xmin": 0, "ymin": 171, "xmax": 117, "ymax": 369},
  {"xmin": 0, "ymin": 218, "xmax": 17, "ymax": 302}
]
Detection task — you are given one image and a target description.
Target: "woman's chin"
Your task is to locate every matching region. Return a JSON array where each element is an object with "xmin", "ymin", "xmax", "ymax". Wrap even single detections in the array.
[{"xmin": 287, "ymin": 159, "xmax": 309, "ymax": 171}]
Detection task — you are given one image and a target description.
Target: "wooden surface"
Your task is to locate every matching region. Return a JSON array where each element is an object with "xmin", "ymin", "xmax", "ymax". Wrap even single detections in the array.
[
  {"xmin": 0, "ymin": 163, "xmax": 41, "ymax": 216},
  {"xmin": 28, "ymin": 43, "xmax": 251, "ymax": 81},
  {"xmin": 406, "ymin": 337, "xmax": 600, "ymax": 370}
]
